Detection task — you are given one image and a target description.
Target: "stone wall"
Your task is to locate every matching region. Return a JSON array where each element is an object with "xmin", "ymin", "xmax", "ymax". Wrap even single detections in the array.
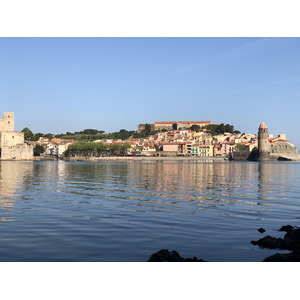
[
  {"xmin": 0, "ymin": 131, "xmax": 24, "ymax": 147},
  {"xmin": 0, "ymin": 144, "xmax": 33, "ymax": 160},
  {"xmin": 231, "ymin": 150, "xmax": 251, "ymax": 161},
  {"xmin": 270, "ymin": 141, "xmax": 297, "ymax": 157},
  {"xmin": 137, "ymin": 123, "xmax": 154, "ymax": 133}
]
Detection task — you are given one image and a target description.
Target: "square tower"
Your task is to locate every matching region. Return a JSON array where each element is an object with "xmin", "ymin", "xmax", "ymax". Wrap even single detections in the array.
[{"xmin": 0, "ymin": 112, "xmax": 14, "ymax": 131}]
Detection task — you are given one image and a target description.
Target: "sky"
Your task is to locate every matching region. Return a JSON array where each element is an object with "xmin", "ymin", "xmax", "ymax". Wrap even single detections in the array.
[{"xmin": 1, "ymin": 37, "xmax": 300, "ymax": 148}]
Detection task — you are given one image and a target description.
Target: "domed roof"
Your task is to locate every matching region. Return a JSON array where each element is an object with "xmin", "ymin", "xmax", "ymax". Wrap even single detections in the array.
[{"xmin": 259, "ymin": 122, "xmax": 268, "ymax": 129}]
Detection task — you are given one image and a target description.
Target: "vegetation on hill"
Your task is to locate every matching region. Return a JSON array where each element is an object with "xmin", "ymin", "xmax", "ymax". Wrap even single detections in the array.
[
  {"xmin": 55, "ymin": 128, "xmax": 135, "ymax": 141},
  {"xmin": 204, "ymin": 123, "xmax": 240, "ymax": 135},
  {"xmin": 21, "ymin": 127, "xmax": 135, "ymax": 142},
  {"xmin": 21, "ymin": 127, "xmax": 54, "ymax": 141},
  {"xmin": 21, "ymin": 122, "xmax": 241, "ymax": 142},
  {"xmin": 65, "ymin": 142, "xmax": 131, "ymax": 157},
  {"xmin": 132, "ymin": 123, "xmax": 159, "ymax": 138}
]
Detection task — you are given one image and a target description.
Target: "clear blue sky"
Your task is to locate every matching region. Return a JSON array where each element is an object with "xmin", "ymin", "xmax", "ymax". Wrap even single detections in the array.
[{"xmin": 1, "ymin": 37, "xmax": 300, "ymax": 148}]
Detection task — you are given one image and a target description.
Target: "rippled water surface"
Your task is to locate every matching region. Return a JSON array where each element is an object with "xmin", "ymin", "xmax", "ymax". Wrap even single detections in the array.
[{"xmin": 0, "ymin": 160, "xmax": 300, "ymax": 261}]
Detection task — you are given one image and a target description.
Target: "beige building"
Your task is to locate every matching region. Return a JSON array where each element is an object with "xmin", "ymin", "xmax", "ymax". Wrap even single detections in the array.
[
  {"xmin": 154, "ymin": 121, "xmax": 212, "ymax": 131},
  {"xmin": 0, "ymin": 112, "xmax": 33, "ymax": 160}
]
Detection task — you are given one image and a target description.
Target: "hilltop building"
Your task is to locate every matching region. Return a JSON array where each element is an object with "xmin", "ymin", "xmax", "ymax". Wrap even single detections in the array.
[
  {"xmin": 137, "ymin": 121, "xmax": 212, "ymax": 132},
  {"xmin": 257, "ymin": 122, "xmax": 298, "ymax": 161},
  {"xmin": 0, "ymin": 112, "xmax": 33, "ymax": 160}
]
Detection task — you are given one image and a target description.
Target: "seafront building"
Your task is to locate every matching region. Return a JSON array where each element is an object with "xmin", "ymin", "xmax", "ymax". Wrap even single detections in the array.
[
  {"xmin": 0, "ymin": 112, "xmax": 33, "ymax": 160},
  {"xmin": 257, "ymin": 122, "xmax": 298, "ymax": 161},
  {"xmin": 36, "ymin": 137, "xmax": 77, "ymax": 158},
  {"xmin": 137, "ymin": 120, "xmax": 213, "ymax": 133}
]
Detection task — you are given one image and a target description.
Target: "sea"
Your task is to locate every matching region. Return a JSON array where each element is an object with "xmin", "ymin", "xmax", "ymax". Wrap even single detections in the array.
[{"xmin": 0, "ymin": 160, "xmax": 299, "ymax": 262}]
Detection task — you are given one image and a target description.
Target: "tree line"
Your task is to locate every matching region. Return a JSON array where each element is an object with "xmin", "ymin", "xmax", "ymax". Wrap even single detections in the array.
[{"xmin": 65, "ymin": 142, "xmax": 131, "ymax": 157}]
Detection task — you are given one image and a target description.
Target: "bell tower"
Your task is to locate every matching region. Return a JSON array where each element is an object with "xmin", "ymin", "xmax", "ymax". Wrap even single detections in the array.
[{"xmin": 258, "ymin": 122, "xmax": 269, "ymax": 161}]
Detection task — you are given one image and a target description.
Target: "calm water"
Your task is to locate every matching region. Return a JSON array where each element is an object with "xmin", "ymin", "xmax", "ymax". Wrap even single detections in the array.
[{"xmin": 0, "ymin": 160, "xmax": 299, "ymax": 262}]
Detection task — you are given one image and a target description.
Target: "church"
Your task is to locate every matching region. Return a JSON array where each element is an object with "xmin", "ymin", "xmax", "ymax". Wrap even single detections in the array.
[
  {"xmin": 258, "ymin": 122, "xmax": 299, "ymax": 161},
  {"xmin": 0, "ymin": 112, "xmax": 33, "ymax": 160}
]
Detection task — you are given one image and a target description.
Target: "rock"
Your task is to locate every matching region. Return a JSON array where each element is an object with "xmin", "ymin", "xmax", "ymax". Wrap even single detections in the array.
[
  {"xmin": 279, "ymin": 225, "xmax": 295, "ymax": 233},
  {"xmin": 251, "ymin": 225, "xmax": 300, "ymax": 261},
  {"xmin": 258, "ymin": 228, "xmax": 265, "ymax": 233},
  {"xmin": 148, "ymin": 249, "xmax": 206, "ymax": 262},
  {"xmin": 148, "ymin": 249, "xmax": 185, "ymax": 262},
  {"xmin": 263, "ymin": 251, "xmax": 300, "ymax": 262},
  {"xmin": 251, "ymin": 235, "xmax": 286, "ymax": 249},
  {"xmin": 283, "ymin": 228, "xmax": 300, "ymax": 251}
]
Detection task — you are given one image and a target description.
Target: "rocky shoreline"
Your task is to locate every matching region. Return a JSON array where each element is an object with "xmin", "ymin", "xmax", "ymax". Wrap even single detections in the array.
[{"xmin": 148, "ymin": 225, "xmax": 300, "ymax": 262}]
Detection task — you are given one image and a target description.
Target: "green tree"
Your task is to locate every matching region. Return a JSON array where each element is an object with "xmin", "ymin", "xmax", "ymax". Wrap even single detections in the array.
[
  {"xmin": 235, "ymin": 144, "xmax": 246, "ymax": 151},
  {"xmin": 144, "ymin": 124, "xmax": 151, "ymax": 136},
  {"xmin": 190, "ymin": 125, "xmax": 200, "ymax": 132},
  {"xmin": 33, "ymin": 144, "xmax": 45, "ymax": 156},
  {"xmin": 218, "ymin": 123, "xmax": 225, "ymax": 133},
  {"xmin": 21, "ymin": 127, "xmax": 35, "ymax": 141},
  {"xmin": 225, "ymin": 124, "xmax": 234, "ymax": 133},
  {"xmin": 34, "ymin": 133, "xmax": 45, "ymax": 141},
  {"xmin": 44, "ymin": 133, "xmax": 54, "ymax": 140},
  {"xmin": 120, "ymin": 143, "xmax": 131, "ymax": 152}
]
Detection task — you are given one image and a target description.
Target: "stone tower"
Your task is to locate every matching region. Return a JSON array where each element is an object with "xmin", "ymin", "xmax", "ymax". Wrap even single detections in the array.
[
  {"xmin": 0, "ymin": 112, "xmax": 14, "ymax": 132},
  {"xmin": 0, "ymin": 112, "xmax": 33, "ymax": 160},
  {"xmin": 258, "ymin": 122, "xmax": 269, "ymax": 161}
]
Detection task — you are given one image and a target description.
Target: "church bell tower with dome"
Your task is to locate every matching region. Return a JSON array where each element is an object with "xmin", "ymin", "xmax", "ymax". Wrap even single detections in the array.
[{"xmin": 258, "ymin": 122, "xmax": 270, "ymax": 161}]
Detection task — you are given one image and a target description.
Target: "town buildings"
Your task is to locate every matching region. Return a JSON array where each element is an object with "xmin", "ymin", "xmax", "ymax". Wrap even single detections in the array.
[{"xmin": 36, "ymin": 137, "xmax": 77, "ymax": 158}]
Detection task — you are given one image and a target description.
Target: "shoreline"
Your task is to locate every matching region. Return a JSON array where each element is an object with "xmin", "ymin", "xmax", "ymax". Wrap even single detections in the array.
[
  {"xmin": 61, "ymin": 156, "xmax": 226, "ymax": 162},
  {"xmin": 30, "ymin": 156, "xmax": 227, "ymax": 162},
  {"xmin": 2, "ymin": 156, "xmax": 300, "ymax": 162}
]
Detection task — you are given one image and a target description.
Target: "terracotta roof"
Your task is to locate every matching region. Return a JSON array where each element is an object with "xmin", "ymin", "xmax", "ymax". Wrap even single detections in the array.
[
  {"xmin": 155, "ymin": 121, "xmax": 211, "ymax": 125},
  {"xmin": 269, "ymin": 139, "xmax": 288, "ymax": 143}
]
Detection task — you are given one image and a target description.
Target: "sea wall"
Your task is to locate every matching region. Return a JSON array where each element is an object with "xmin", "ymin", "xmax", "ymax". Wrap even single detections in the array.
[{"xmin": 0, "ymin": 145, "xmax": 34, "ymax": 160}]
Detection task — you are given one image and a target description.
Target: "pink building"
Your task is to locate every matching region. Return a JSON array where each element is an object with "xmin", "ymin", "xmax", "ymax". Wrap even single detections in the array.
[
  {"xmin": 221, "ymin": 142, "xmax": 236, "ymax": 155},
  {"xmin": 162, "ymin": 144, "xmax": 179, "ymax": 152}
]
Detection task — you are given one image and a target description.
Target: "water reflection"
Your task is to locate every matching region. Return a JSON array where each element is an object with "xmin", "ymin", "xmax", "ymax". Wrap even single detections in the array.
[
  {"xmin": 0, "ymin": 160, "xmax": 299, "ymax": 261},
  {"xmin": 0, "ymin": 160, "xmax": 298, "ymax": 221},
  {"xmin": 257, "ymin": 162, "xmax": 293, "ymax": 202},
  {"xmin": 0, "ymin": 162, "xmax": 34, "ymax": 221}
]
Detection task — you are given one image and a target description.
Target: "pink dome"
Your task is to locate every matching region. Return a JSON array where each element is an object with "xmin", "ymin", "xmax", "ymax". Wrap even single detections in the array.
[{"xmin": 259, "ymin": 122, "xmax": 268, "ymax": 129}]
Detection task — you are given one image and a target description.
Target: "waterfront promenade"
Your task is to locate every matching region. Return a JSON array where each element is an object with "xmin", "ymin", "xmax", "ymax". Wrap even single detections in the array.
[{"xmin": 62, "ymin": 156, "xmax": 226, "ymax": 162}]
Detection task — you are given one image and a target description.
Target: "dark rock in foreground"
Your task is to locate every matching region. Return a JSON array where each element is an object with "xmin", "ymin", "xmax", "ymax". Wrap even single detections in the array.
[
  {"xmin": 258, "ymin": 227, "xmax": 265, "ymax": 233},
  {"xmin": 251, "ymin": 225, "xmax": 300, "ymax": 262},
  {"xmin": 263, "ymin": 251, "xmax": 300, "ymax": 262},
  {"xmin": 279, "ymin": 225, "xmax": 295, "ymax": 233},
  {"xmin": 251, "ymin": 235, "xmax": 287, "ymax": 249},
  {"xmin": 148, "ymin": 249, "xmax": 206, "ymax": 262},
  {"xmin": 251, "ymin": 226, "xmax": 300, "ymax": 251}
]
